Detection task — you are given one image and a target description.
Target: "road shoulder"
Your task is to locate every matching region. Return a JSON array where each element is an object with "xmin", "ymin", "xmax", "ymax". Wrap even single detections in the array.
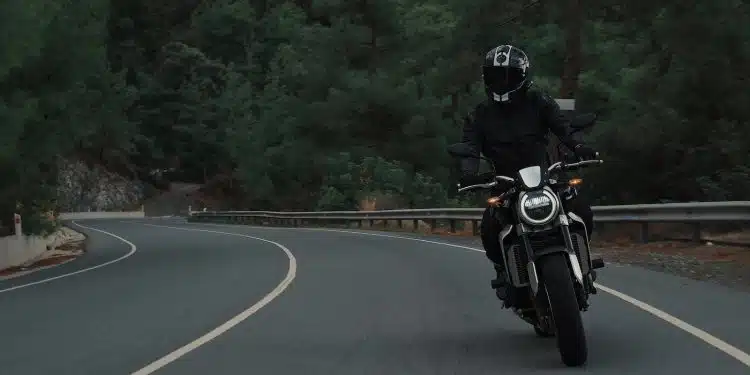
[{"xmin": 0, "ymin": 225, "xmax": 87, "ymax": 280}]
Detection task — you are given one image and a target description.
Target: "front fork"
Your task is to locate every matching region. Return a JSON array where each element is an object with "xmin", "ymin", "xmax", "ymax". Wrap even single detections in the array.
[
  {"xmin": 522, "ymin": 215, "xmax": 590, "ymax": 320},
  {"xmin": 492, "ymin": 207, "xmax": 590, "ymax": 312},
  {"xmin": 519, "ymin": 215, "xmax": 584, "ymax": 293}
]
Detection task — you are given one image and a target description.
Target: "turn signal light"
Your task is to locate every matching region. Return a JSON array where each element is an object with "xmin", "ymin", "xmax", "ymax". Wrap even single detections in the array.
[
  {"xmin": 487, "ymin": 196, "xmax": 503, "ymax": 207},
  {"xmin": 568, "ymin": 178, "xmax": 583, "ymax": 186}
]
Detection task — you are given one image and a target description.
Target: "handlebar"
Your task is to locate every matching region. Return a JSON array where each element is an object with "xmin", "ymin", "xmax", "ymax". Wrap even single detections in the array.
[
  {"xmin": 457, "ymin": 175, "xmax": 514, "ymax": 192},
  {"xmin": 457, "ymin": 159, "xmax": 603, "ymax": 193},
  {"xmin": 548, "ymin": 159, "xmax": 604, "ymax": 172},
  {"xmin": 457, "ymin": 180, "xmax": 497, "ymax": 193}
]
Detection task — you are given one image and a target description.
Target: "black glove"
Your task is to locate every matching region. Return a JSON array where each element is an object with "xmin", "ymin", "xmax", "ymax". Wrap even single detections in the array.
[{"xmin": 573, "ymin": 144, "xmax": 598, "ymax": 160}]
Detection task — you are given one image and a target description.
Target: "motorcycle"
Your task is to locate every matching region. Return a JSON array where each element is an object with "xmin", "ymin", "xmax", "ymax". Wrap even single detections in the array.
[{"xmin": 446, "ymin": 113, "xmax": 605, "ymax": 367}]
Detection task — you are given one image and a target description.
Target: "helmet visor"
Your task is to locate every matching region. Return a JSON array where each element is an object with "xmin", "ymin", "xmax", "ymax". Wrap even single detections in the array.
[{"xmin": 483, "ymin": 66, "xmax": 525, "ymax": 95}]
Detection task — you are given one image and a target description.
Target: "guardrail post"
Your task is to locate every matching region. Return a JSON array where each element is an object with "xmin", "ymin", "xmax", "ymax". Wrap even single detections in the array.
[
  {"xmin": 640, "ymin": 223, "xmax": 649, "ymax": 243},
  {"xmin": 449, "ymin": 219, "xmax": 456, "ymax": 233},
  {"xmin": 472, "ymin": 220, "xmax": 479, "ymax": 236},
  {"xmin": 398, "ymin": 220, "xmax": 403, "ymax": 229},
  {"xmin": 14, "ymin": 213, "xmax": 22, "ymax": 237},
  {"xmin": 369, "ymin": 219, "xmax": 374, "ymax": 228},
  {"xmin": 430, "ymin": 219, "xmax": 437, "ymax": 233},
  {"xmin": 412, "ymin": 219, "xmax": 418, "ymax": 232},
  {"xmin": 692, "ymin": 223, "xmax": 701, "ymax": 242}
]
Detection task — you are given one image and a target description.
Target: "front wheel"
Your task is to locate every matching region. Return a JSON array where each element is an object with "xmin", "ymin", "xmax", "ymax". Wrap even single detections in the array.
[
  {"xmin": 534, "ymin": 324, "xmax": 555, "ymax": 337},
  {"xmin": 538, "ymin": 252, "xmax": 587, "ymax": 366}
]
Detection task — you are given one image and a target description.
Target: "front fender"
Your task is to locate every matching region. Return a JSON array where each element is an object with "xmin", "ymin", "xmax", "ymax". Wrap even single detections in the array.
[{"xmin": 530, "ymin": 246, "xmax": 584, "ymax": 295}]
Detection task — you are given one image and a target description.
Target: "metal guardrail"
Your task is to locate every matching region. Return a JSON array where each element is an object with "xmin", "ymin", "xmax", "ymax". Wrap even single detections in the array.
[{"xmin": 188, "ymin": 201, "xmax": 750, "ymax": 243}]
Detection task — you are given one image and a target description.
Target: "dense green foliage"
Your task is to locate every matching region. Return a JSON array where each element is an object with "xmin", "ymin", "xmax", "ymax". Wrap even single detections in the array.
[{"xmin": 1, "ymin": 0, "xmax": 749, "ymax": 233}]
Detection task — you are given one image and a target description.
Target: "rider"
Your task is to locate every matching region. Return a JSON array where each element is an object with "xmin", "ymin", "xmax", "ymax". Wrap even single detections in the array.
[{"xmin": 458, "ymin": 44, "xmax": 598, "ymax": 299}]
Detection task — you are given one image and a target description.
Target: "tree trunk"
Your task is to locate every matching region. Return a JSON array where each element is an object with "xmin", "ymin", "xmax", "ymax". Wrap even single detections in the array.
[
  {"xmin": 560, "ymin": 0, "xmax": 583, "ymax": 99},
  {"xmin": 549, "ymin": 0, "xmax": 583, "ymax": 164}
]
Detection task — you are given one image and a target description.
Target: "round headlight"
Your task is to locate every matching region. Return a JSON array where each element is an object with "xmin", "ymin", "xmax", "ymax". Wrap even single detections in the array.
[{"xmin": 519, "ymin": 189, "xmax": 559, "ymax": 225}]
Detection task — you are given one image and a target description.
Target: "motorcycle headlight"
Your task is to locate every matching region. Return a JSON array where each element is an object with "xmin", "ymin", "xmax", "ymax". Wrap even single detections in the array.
[{"xmin": 518, "ymin": 188, "xmax": 559, "ymax": 225}]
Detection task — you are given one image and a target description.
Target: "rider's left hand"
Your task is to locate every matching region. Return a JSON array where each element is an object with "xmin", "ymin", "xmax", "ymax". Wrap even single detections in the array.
[{"xmin": 574, "ymin": 144, "xmax": 598, "ymax": 160}]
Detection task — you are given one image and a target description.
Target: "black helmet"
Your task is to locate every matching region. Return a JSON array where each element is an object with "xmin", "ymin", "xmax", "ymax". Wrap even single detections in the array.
[{"xmin": 482, "ymin": 44, "xmax": 531, "ymax": 103}]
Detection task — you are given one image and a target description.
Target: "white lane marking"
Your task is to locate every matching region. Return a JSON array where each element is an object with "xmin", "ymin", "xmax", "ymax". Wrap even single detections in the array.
[
  {"xmin": 594, "ymin": 283, "xmax": 750, "ymax": 366},
  {"xmin": 130, "ymin": 223, "xmax": 297, "ymax": 375},
  {"xmin": 0, "ymin": 221, "xmax": 137, "ymax": 294},
  {"xmin": 183, "ymin": 221, "xmax": 750, "ymax": 367}
]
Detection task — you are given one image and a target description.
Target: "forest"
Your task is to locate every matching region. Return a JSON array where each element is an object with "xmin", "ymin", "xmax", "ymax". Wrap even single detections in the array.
[{"xmin": 1, "ymin": 0, "xmax": 749, "ymax": 234}]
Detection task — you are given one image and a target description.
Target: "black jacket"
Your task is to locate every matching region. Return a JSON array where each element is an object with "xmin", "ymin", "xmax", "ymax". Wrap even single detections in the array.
[{"xmin": 460, "ymin": 88, "xmax": 580, "ymax": 177}]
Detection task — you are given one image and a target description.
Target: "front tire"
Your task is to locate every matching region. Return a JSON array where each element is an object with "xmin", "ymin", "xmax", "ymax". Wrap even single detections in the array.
[
  {"xmin": 538, "ymin": 252, "xmax": 587, "ymax": 366},
  {"xmin": 534, "ymin": 324, "xmax": 555, "ymax": 337}
]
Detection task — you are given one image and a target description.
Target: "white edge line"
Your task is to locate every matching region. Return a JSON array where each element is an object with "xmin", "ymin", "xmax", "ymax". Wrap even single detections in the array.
[
  {"xmin": 130, "ymin": 223, "xmax": 297, "ymax": 375},
  {"xmin": 182, "ymin": 221, "xmax": 750, "ymax": 367},
  {"xmin": 0, "ymin": 221, "xmax": 137, "ymax": 294}
]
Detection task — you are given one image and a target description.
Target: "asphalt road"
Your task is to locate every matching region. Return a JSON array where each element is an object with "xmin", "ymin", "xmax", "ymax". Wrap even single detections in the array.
[{"xmin": 1, "ymin": 218, "xmax": 749, "ymax": 374}]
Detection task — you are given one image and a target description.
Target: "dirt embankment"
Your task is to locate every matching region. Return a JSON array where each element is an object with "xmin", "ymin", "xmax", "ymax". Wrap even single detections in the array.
[{"xmin": 0, "ymin": 226, "xmax": 87, "ymax": 279}]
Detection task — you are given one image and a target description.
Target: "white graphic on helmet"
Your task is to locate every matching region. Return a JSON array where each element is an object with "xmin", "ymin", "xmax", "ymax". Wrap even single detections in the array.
[
  {"xmin": 517, "ymin": 56, "xmax": 529, "ymax": 73},
  {"xmin": 493, "ymin": 92, "xmax": 510, "ymax": 102},
  {"xmin": 493, "ymin": 46, "xmax": 511, "ymax": 67}
]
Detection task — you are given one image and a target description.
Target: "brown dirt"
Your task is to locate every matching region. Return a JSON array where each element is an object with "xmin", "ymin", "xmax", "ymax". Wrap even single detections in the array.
[
  {"xmin": 0, "ymin": 254, "xmax": 80, "ymax": 276},
  {"xmin": 0, "ymin": 231, "xmax": 86, "ymax": 278},
  {"xmin": 351, "ymin": 219, "xmax": 750, "ymax": 292},
  {"xmin": 592, "ymin": 241, "xmax": 750, "ymax": 292}
]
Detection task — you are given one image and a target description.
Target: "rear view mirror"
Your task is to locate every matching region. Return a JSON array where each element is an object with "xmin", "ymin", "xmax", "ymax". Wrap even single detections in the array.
[
  {"xmin": 447, "ymin": 142, "xmax": 496, "ymax": 174},
  {"xmin": 446, "ymin": 142, "xmax": 479, "ymax": 158},
  {"xmin": 570, "ymin": 113, "xmax": 597, "ymax": 130}
]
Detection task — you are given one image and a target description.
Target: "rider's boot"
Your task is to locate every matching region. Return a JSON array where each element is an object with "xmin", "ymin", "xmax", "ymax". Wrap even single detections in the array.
[{"xmin": 490, "ymin": 262, "xmax": 508, "ymax": 301}]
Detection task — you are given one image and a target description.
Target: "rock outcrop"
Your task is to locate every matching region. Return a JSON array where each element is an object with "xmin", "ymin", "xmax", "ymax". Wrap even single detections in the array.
[{"xmin": 55, "ymin": 159, "xmax": 145, "ymax": 212}]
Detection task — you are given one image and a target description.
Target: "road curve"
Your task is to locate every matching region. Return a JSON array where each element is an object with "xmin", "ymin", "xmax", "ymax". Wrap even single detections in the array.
[{"xmin": 0, "ymin": 218, "xmax": 748, "ymax": 374}]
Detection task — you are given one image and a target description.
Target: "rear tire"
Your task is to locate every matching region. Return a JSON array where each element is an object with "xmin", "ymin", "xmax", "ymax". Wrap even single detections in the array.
[{"xmin": 538, "ymin": 252, "xmax": 588, "ymax": 366}]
